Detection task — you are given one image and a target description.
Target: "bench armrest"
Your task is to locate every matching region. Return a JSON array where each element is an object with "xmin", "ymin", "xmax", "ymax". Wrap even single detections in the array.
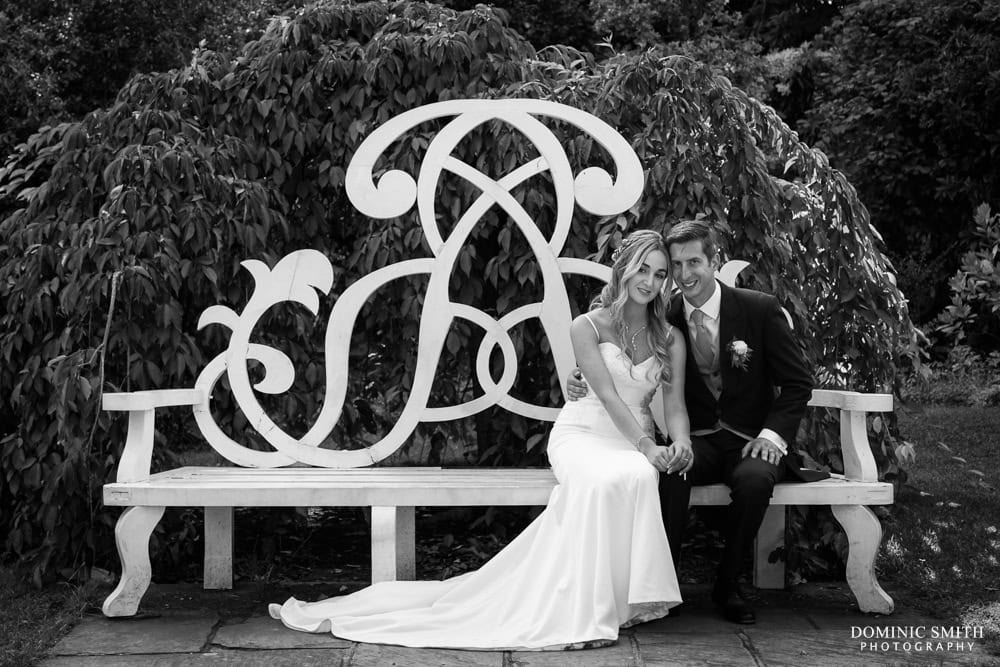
[
  {"xmin": 807, "ymin": 389, "xmax": 893, "ymax": 482},
  {"xmin": 808, "ymin": 389, "xmax": 892, "ymax": 412},
  {"xmin": 104, "ymin": 389, "xmax": 206, "ymax": 483}
]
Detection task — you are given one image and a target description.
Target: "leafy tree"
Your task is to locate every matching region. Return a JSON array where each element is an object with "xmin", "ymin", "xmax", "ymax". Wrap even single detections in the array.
[
  {"xmin": 441, "ymin": 0, "xmax": 597, "ymax": 50},
  {"xmin": 587, "ymin": 0, "xmax": 729, "ymax": 49},
  {"xmin": 444, "ymin": 0, "xmax": 714, "ymax": 51},
  {"xmin": 729, "ymin": 0, "xmax": 849, "ymax": 50},
  {"xmin": 0, "ymin": 8, "xmax": 66, "ymax": 161},
  {"xmin": 0, "ymin": 0, "xmax": 912, "ymax": 582},
  {"xmin": 798, "ymin": 0, "xmax": 1000, "ymax": 322},
  {"xmin": 0, "ymin": 0, "xmax": 306, "ymax": 162},
  {"xmin": 655, "ymin": 5, "xmax": 771, "ymax": 101},
  {"xmin": 934, "ymin": 204, "xmax": 1000, "ymax": 353}
]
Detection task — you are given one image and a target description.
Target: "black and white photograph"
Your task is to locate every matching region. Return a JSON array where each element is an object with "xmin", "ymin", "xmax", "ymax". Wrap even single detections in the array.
[{"xmin": 1, "ymin": 1, "xmax": 997, "ymax": 664}]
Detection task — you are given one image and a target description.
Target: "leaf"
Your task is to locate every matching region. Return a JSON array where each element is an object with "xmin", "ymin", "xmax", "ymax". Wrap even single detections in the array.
[
  {"xmin": 78, "ymin": 377, "xmax": 92, "ymax": 401},
  {"xmin": 446, "ymin": 332, "xmax": 460, "ymax": 355},
  {"xmin": 894, "ymin": 441, "xmax": 915, "ymax": 466}
]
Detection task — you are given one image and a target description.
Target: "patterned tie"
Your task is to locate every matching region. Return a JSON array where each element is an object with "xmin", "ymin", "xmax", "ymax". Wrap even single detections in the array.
[{"xmin": 690, "ymin": 309, "xmax": 716, "ymax": 369}]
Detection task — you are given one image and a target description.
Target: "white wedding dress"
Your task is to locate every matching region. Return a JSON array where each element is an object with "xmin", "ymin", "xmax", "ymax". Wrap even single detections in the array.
[{"xmin": 269, "ymin": 341, "xmax": 681, "ymax": 650}]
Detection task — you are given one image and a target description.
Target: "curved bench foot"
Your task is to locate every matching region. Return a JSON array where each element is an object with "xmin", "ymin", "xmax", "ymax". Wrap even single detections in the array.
[
  {"xmin": 831, "ymin": 504, "xmax": 894, "ymax": 614},
  {"xmin": 102, "ymin": 505, "xmax": 165, "ymax": 617}
]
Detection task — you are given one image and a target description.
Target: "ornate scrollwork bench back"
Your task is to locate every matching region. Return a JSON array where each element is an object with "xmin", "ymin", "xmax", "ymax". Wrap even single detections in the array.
[{"xmin": 190, "ymin": 99, "xmax": 645, "ymax": 468}]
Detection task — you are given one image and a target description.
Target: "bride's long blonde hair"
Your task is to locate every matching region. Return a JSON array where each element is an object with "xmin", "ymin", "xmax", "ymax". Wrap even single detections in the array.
[{"xmin": 590, "ymin": 230, "xmax": 674, "ymax": 384}]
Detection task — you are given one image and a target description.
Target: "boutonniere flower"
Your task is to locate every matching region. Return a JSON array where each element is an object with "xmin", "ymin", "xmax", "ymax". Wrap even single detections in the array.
[{"xmin": 727, "ymin": 339, "xmax": 752, "ymax": 370}]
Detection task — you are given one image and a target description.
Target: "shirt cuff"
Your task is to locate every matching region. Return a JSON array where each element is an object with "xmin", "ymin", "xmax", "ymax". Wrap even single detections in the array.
[{"xmin": 757, "ymin": 428, "xmax": 788, "ymax": 456}]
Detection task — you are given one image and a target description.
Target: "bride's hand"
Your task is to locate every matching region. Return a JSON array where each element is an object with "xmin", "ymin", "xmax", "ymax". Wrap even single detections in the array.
[{"xmin": 638, "ymin": 437, "xmax": 670, "ymax": 472}]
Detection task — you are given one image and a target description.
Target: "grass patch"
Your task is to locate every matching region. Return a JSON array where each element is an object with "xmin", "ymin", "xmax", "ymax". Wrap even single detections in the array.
[
  {"xmin": 901, "ymin": 346, "xmax": 1000, "ymax": 407},
  {"xmin": 0, "ymin": 565, "xmax": 103, "ymax": 667},
  {"xmin": 884, "ymin": 404, "xmax": 1000, "ymax": 654}
]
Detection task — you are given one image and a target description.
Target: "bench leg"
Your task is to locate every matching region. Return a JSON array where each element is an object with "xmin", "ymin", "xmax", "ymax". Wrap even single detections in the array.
[
  {"xmin": 204, "ymin": 507, "xmax": 233, "ymax": 590},
  {"xmin": 831, "ymin": 504, "xmax": 894, "ymax": 614},
  {"xmin": 102, "ymin": 505, "xmax": 165, "ymax": 617},
  {"xmin": 754, "ymin": 504, "xmax": 786, "ymax": 589},
  {"xmin": 370, "ymin": 506, "xmax": 415, "ymax": 583}
]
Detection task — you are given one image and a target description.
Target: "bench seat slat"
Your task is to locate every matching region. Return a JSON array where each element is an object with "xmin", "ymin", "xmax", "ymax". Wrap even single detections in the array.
[{"xmin": 104, "ymin": 466, "xmax": 892, "ymax": 507}]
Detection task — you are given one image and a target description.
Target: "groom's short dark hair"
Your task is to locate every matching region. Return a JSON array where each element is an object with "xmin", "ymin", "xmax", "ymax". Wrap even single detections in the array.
[{"xmin": 664, "ymin": 219, "xmax": 721, "ymax": 260}]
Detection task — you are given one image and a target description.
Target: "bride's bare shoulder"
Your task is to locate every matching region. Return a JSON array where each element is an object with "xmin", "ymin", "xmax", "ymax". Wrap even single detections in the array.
[
  {"xmin": 578, "ymin": 308, "xmax": 611, "ymax": 327},
  {"xmin": 572, "ymin": 309, "xmax": 612, "ymax": 343}
]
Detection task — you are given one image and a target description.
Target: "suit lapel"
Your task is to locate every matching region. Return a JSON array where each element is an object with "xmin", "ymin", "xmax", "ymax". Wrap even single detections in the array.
[
  {"xmin": 667, "ymin": 294, "xmax": 685, "ymax": 329},
  {"xmin": 717, "ymin": 284, "xmax": 745, "ymax": 394}
]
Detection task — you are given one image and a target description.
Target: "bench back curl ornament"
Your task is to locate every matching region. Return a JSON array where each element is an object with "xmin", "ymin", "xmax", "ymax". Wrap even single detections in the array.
[{"xmin": 193, "ymin": 99, "xmax": 645, "ymax": 469}]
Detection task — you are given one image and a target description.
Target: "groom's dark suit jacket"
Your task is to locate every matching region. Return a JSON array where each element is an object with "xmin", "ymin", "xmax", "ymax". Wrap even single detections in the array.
[{"xmin": 667, "ymin": 283, "xmax": 824, "ymax": 480}]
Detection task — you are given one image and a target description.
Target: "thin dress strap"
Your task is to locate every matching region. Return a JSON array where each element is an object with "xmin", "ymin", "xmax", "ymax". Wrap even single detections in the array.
[{"xmin": 582, "ymin": 313, "xmax": 601, "ymax": 341}]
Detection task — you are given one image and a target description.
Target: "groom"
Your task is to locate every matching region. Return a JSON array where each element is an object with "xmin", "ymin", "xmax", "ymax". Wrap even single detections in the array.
[{"xmin": 568, "ymin": 219, "xmax": 819, "ymax": 624}]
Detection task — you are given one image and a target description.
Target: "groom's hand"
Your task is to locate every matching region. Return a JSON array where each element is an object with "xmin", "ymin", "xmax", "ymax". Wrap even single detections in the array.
[
  {"xmin": 565, "ymin": 368, "xmax": 589, "ymax": 400},
  {"xmin": 666, "ymin": 442, "xmax": 694, "ymax": 475},
  {"xmin": 742, "ymin": 437, "xmax": 783, "ymax": 466}
]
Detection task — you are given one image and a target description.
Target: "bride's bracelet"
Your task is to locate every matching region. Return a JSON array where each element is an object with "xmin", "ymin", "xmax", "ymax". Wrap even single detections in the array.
[{"xmin": 635, "ymin": 435, "xmax": 655, "ymax": 450}]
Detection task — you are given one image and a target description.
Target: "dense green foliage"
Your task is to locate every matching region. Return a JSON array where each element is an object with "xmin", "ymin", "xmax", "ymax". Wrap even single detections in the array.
[
  {"xmin": 441, "ymin": 0, "xmax": 597, "ymax": 50},
  {"xmin": 798, "ymin": 0, "xmax": 1000, "ymax": 322},
  {"xmin": 0, "ymin": 0, "xmax": 912, "ymax": 581},
  {"xmin": 6, "ymin": 0, "xmax": 995, "ymax": 331},
  {"xmin": 0, "ymin": 0, "xmax": 306, "ymax": 162},
  {"xmin": 934, "ymin": 205, "xmax": 1000, "ymax": 354},
  {"xmin": 729, "ymin": 0, "xmax": 849, "ymax": 49}
]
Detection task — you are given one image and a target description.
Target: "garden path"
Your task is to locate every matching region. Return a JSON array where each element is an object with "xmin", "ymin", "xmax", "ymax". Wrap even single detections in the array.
[{"xmin": 42, "ymin": 582, "xmax": 994, "ymax": 665}]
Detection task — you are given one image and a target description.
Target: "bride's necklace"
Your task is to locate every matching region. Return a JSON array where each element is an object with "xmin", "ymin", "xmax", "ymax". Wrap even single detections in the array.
[{"xmin": 623, "ymin": 322, "xmax": 648, "ymax": 359}]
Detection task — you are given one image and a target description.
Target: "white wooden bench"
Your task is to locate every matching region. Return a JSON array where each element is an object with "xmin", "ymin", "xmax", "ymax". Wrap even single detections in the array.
[{"xmin": 101, "ymin": 99, "xmax": 894, "ymax": 618}]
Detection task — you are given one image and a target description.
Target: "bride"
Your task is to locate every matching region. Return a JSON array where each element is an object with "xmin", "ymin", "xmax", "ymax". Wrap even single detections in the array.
[{"xmin": 270, "ymin": 229, "xmax": 693, "ymax": 650}]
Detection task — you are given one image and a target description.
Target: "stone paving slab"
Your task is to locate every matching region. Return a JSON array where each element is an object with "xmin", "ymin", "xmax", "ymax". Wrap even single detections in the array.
[
  {"xmin": 630, "ymin": 609, "xmax": 733, "ymax": 636},
  {"xmin": 746, "ymin": 628, "xmax": 892, "ymax": 666},
  {"xmin": 42, "ymin": 582, "xmax": 1000, "ymax": 666},
  {"xmin": 41, "ymin": 648, "xmax": 350, "ymax": 666},
  {"xmin": 214, "ymin": 614, "xmax": 352, "ymax": 649},
  {"xmin": 349, "ymin": 643, "xmax": 503, "ymax": 665},
  {"xmin": 510, "ymin": 639, "xmax": 636, "ymax": 666},
  {"xmin": 47, "ymin": 611, "xmax": 217, "ymax": 656},
  {"xmin": 636, "ymin": 631, "xmax": 755, "ymax": 666},
  {"xmin": 633, "ymin": 606, "xmax": 814, "ymax": 635}
]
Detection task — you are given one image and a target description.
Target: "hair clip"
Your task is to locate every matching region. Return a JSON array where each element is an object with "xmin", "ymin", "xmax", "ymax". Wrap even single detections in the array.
[{"xmin": 611, "ymin": 236, "xmax": 634, "ymax": 263}]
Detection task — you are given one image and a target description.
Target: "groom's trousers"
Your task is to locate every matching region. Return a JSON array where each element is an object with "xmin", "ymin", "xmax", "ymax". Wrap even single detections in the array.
[{"xmin": 659, "ymin": 430, "xmax": 785, "ymax": 585}]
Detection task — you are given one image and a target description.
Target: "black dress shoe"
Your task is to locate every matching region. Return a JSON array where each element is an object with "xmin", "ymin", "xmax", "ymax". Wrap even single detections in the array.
[{"xmin": 711, "ymin": 582, "xmax": 756, "ymax": 624}]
